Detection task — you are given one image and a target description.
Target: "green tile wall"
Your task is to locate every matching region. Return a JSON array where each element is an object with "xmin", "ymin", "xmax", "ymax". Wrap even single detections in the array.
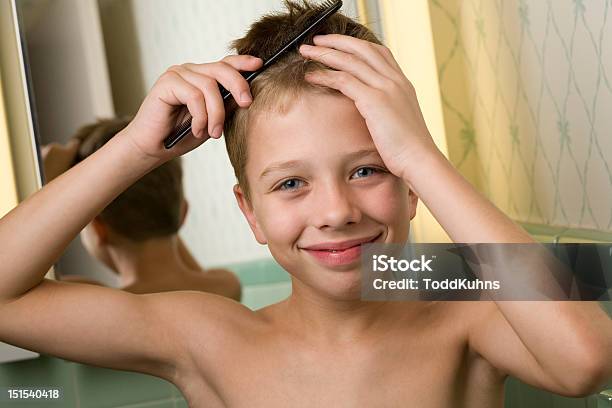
[
  {"xmin": 0, "ymin": 355, "xmax": 187, "ymax": 408},
  {"xmin": 226, "ymin": 257, "xmax": 292, "ymax": 311}
]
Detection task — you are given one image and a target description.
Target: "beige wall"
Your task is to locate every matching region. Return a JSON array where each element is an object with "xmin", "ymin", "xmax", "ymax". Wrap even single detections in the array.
[
  {"xmin": 0, "ymin": 77, "xmax": 18, "ymax": 218},
  {"xmin": 429, "ymin": 0, "xmax": 612, "ymax": 233},
  {"xmin": 0, "ymin": 0, "xmax": 41, "ymax": 204},
  {"xmin": 379, "ymin": 0, "xmax": 452, "ymax": 243},
  {"xmin": 380, "ymin": 0, "xmax": 612, "ymax": 238}
]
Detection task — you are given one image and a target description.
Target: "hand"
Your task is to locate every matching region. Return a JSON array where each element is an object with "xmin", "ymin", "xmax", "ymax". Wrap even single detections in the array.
[
  {"xmin": 41, "ymin": 139, "xmax": 80, "ymax": 183},
  {"xmin": 123, "ymin": 55, "xmax": 263, "ymax": 163},
  {"xmin": 299, "ymin": 34, "xmax": 441, "ymax": 181}
]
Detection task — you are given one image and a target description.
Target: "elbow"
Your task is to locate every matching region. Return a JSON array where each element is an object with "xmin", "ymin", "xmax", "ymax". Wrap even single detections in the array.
[
  {"xmin": 558, "ymin": 341, "xmax": 611, "ymax": 397},
  {"xmin": 562, "ymin": 365, "xmax": 608, "ymax": 398}
]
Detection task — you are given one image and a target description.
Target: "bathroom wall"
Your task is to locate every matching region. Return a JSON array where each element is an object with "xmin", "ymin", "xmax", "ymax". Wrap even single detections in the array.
[
  {"xmin": 429, "ymin": 0, "xmax": 612, "ymax": 232},
  {"xmin": 377, "ymin": 0, "xmax": 453, "ymax": 243}
]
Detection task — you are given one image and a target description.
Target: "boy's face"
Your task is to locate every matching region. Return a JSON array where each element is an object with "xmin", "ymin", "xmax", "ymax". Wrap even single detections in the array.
[{"xmin": 234, "ymin": 91, "xmax": 418, "ymax": 300}]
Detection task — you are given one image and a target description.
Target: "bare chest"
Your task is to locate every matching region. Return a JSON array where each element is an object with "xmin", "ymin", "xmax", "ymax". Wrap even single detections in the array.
[{"xmin": 176, "ymin": 334, "xmax": 503, "ymax": 408}]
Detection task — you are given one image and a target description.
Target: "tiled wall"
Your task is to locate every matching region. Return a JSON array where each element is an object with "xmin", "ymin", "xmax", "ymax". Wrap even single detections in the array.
[
  {"xmin": 228, "ymin": 258, "xmax": 292, "ymax": 311},
  {"xmin": 0, "ymin": 355, "xmax": 185, "ymax": 408}
]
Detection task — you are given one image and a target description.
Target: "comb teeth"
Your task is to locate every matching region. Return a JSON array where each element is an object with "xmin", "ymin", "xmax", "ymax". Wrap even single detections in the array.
[
  {"xmin": 320, "ymin": 0, "xmax": 339, "ymax": 9},
  {"xmin": 258, "ymin": 0, "xmax": 342, "ymax": 67},
  {"xmin": 175, "ymin": 117, "xmax": 192, "ymax": 135},
  {"xmin": 256, "ymin": 0, "xmax": 343, "ymax": 62},
  {"xmin": 164, "ymin": 116, "xmax": 193, "ymax": 149}
]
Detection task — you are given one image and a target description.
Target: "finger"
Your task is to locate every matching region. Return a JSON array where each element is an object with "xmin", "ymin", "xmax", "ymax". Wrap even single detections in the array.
[
  {"xmin": 158, "ymin": 70, "xmax": 208, "ymax": 138},
  {"xmin": 299, "ymin": 44, "xmax": 389, "ymax": 90},
  {"xmin": 172, "ymin": 65, "xmax": 224, "ymax": 138},
  {"xmin": 312, "ymin": 34, "xmax": 400, "ymax": 78},
  {"xmin": 183, "ymin": 55, "xmax": 262, "ymax": 75},
  {"xmin": 371, "ymin": 43, "xmax": 403, "ymax": 72},
  {"xmin": 304, "ymin": 70, "xmax": 372, "ymax": 105},
  {"xmin": 184, "ymin": 56, "xmax": 263, "ymax": 107},
  {"xmin": 171, "ymin": 130, "xmax": 208, "ymax": 155},
  {"xmin": 221, "ymin": 54, "xmax": 263, "ymax": 71}
]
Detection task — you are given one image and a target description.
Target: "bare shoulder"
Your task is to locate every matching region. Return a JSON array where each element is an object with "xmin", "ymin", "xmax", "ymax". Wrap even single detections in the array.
[
  {"xmin": 152, "ymin": 289, "xmax": 256, "ymax": 334},
  {"xmin": 152, "ymin": 290, "xmax": 265, "ymax": 373}
]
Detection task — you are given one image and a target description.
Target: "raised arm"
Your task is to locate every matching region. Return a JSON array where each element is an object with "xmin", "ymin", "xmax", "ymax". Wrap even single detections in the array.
[
  {"xmin": 299, "ymin": 33, "xmax": 612, "ymax": 397},
  {"xmin": 0, "ymin": 135, "xmax": 183, "ymax": 378},
  {"xmin": 407, "ymin": 148, "xmax": 611, "ymax": 396},
  {"xmin": 0, "ymin": 55, "xmax": 262, "ymax": 378}
]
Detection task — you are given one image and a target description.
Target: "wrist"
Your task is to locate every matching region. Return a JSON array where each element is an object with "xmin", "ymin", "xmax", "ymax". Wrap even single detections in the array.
[
  {"xmin": 113, "ymin": 129, "xmax": 165, "ymax": 173},
  {"xmin": 399, "ymin": 140, "xmax": 447, "ymax": 184},
  {"xmin": 103, "ymin": 131, "xmax": 163, "ymax": 184}
]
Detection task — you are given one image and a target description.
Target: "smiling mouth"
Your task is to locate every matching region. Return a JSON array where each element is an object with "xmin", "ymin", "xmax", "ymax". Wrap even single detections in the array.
[
  {"xmin": 301, "ymin": 232, "xmax": 383, "ymax": 252},
  {"xmin": 299, "ymin": 232, "xmax": 383, "ymax": 267}
]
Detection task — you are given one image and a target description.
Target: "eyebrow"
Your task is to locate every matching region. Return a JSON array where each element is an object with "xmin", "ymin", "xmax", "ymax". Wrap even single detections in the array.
[{"xmin": 258, "ymin": 149, "xmax": 381, "ymax": 180}]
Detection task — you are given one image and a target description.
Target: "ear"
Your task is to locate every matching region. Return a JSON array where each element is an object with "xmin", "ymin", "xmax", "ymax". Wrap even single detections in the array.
[
  {"xmin": 233, "ymin": 184, "xmax": 267, "ymax": 245},
  {"xmin": 179, "ymin": 199, "xmax": 189, "ymax": 228},
  {"xmin": 408, "ymin": 188, "xmax": 419, "ymax": 221},
  {"xmin": 90, "ymin": 217, "xmax": 109, "ymax": 245}
]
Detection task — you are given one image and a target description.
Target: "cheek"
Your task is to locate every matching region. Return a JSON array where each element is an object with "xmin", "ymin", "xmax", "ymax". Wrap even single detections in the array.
[
  {"xmin": 359, "ymin": 178, "xmax": 411, "ymax": 235},
  {"xmin": 253, "ymin": 197, "xmax": 309, "ymax": 274},
  {"xmin": 255, "ymin": 196, "xmax": 306, "ymax": 245}
]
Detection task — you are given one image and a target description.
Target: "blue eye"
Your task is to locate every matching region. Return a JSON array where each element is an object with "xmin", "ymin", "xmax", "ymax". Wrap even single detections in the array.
[
  {"xmin": 278, "ymin": 178, "xmax": 304, "ymax": 191},
  {"xmin": 351, "ymin": 167, "xmax": 378, "ymax": 179}
]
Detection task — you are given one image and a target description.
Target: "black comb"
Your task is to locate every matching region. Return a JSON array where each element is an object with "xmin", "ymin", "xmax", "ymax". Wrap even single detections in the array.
[{"xmin": 163, "ymin": 0, "xmax": 343, "ymax": 149}]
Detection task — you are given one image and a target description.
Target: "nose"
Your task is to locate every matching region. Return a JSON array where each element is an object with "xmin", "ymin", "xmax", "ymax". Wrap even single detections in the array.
[{"xmin": 310, "ymin": 181, "xmax": 362, "ymax": 229}]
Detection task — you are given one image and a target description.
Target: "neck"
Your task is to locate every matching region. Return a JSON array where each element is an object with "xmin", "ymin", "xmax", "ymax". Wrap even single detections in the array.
[
  {"xmin": 282, "ymin": 278, "xmax": 394, "ymax": 344},
  {"xmin": 106, "ymin": 235, "xmax": 190, "ymax": 286}
]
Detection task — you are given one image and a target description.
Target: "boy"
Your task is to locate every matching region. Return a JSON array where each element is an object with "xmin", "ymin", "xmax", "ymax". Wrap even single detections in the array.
[
  {"xmin": 40, "ymin": 117, "xmax": 241, "ymax": 299},
  {"xmin": 0, "ymin": 2, "xmax": 610, "ymax": 407}
]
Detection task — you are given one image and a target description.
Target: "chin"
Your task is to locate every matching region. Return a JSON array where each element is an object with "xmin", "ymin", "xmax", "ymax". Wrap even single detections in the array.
[{"xmin": 317, "ymin": 269, "xmax": 363, "ymax": 301}]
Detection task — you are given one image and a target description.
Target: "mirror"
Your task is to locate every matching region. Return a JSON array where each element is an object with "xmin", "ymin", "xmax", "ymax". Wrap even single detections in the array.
[{"xmin": 15, "ymin": 0, "xmax": 363, "ymax": 306}]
